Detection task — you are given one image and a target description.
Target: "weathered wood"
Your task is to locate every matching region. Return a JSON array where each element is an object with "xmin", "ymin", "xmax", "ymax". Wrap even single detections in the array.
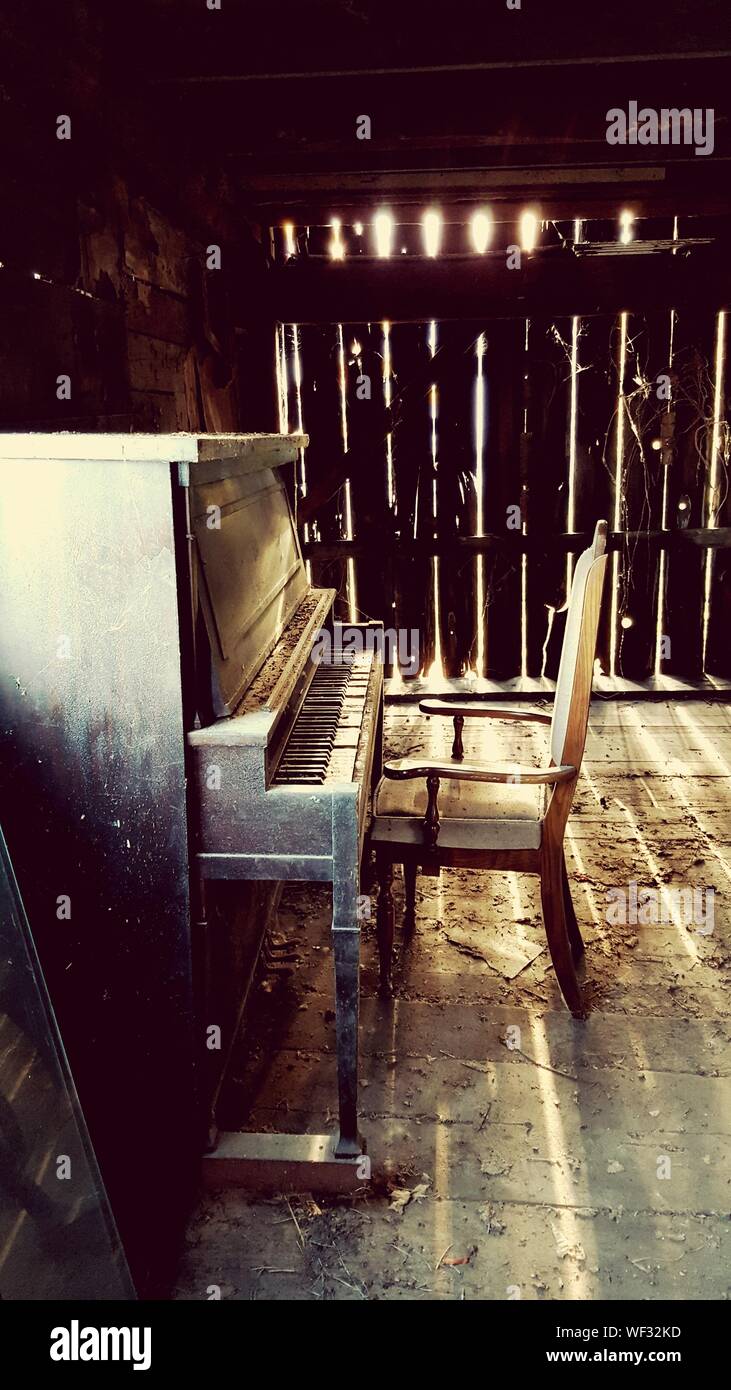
[
  {"xmin": 180, "ymin": 686, "xmax": 731, "ymax": 1302},
  {"xmin": 434, "ymin": 323, "xmax": 480, "ymax": 676},
  {"xmin": 0, "ymin": 274, "xmax": 129, "ymax": 427},
  {"xmin": 295, "ymin": 324, "xmax": 350, "ymax": 607},
  {"xmin": 202, "ymin": 1132, "xmax": 367, "ymax": 1195},
  {"xmin": 703, "ymin": 310, "xmax": 731, "ymax": 679},
  {"xmin": 523, "ymin": 316, "xmax": 574, "ymax": 676},
  {"xmin": 616, "ymin": 306, "xmax": 675, "ymax": 677},
  {"xmin": 389, "ymin": 322, "xmax": 433, "ymax": 677},
  {"xmin": 304, "ymin": 529, "xmax": 731, "ymax": 560},
  {"xmin": 263, "ymin": 248, "xmax": 731, "ymax": 325},
  {"xmin": 665, "ymin": 307, "xmax": 719, "ymax": 676}
]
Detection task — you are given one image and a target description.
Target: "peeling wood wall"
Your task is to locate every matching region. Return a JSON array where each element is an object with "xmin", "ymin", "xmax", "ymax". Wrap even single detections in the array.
[{"xmin": 0, "ymin": 175, "xmax": 270, "ymax": 434}]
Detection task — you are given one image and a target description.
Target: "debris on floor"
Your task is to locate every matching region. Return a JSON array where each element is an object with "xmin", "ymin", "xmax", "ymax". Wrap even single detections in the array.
[{"xmin": 174, "ymin": 700, "xmax": 731, "ymax": 1301}]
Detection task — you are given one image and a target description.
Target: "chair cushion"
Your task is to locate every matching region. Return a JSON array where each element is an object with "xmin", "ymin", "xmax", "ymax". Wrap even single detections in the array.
[{"xmin": 372, "ymin": 772, "xmax": 544, "ymax": 850}]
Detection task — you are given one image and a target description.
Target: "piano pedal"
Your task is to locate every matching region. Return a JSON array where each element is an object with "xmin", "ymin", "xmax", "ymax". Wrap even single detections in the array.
[
  {"xmin": 262, "ymin": 933, "xmax": 300, "ymax": 972},
  {"xmin": 267, "ymin": 934, "xmax": 299, "ymax": 958}
]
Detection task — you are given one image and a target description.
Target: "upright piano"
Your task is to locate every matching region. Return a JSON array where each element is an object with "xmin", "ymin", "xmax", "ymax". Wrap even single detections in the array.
[
  {"xmin": 181, "ymin": 434, "xmax": 383, "ymax": 1158},
  {"xmin": 0, "ymin": 431, "xmax": 382, "ymax": 1286}
]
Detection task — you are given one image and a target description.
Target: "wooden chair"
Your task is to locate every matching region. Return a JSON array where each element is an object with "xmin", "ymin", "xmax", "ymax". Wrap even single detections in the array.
[{"xmin": 371, "ymin": 521, "xmax": 608, "ymax": 1017}]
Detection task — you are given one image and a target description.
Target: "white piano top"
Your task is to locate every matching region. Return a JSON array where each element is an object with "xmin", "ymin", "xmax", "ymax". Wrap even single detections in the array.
[{"xmin": 0, "ymin": 432, "xmax": 308, "ymax": 463}]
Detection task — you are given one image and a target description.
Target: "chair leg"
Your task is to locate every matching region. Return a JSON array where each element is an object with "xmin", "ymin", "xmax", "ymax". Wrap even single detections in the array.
[
  {"xmin": 562, "ymin": 854, "xmax": 584, "ymax": 963},
  {"xmin": 540, "ymin": 846, "xmax": 585, "ymax": 1017},
  {"xmin": 376, "ymin": 854, "xmax": 395, "ymax": 998},
  {"xmin": 403, "ymin": 860, "xmax": 417, "ymax": 933}
]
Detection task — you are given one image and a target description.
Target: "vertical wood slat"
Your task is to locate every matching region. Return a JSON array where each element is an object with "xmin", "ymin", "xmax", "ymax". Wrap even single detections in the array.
[
  {"xmin": 390, "ymin": 322, "xmax": 434, "ymax": 678},
  {"xmin": 423, "ymin": 320, "xmax": 440, "ymax": 678},
  {"xmin": 342, "ymin": 321, "xmax": 388, "ymax": 633},
  {"xmin": 523, "ymin": 316, "xmax": 575, "ymax": 679},
  {"xmin": 703, "ymin": 311, "xmax": 730, "ymax": 678},
  {"xmin": 482, "ymin": 321, "xmax": 524, "ymax": 678},
  {"xmin": 664, "ymin": 307, "xmax": 719, "ymax": 677},
  {"xmin": 296, "ymin": 325, "xmax": 350, "ymax": 611},
  {"xmin": 578, "ymin": 314, "xmax": 622, "ymax": 674},
  {"xmin": 613, "ymin": 310, "xmax": 671, "ymax": 679},
  {"xmin": 435, "ymin": 322, "xmax": 478, "ymax": 677},
  {"xmin": 389, "ymin": 321, "xmax": 430, "ymax": 678},
  {"xmin": 280, "ymin": 238, "xmax": 728, "ymax": 683}
]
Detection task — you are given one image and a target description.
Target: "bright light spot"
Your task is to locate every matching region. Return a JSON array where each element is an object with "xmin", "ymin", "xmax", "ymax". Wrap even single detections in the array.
[
  {"xmin": 471, "ymin": 209, "xmax": 492, "ymax": 254},
  {"xmin": 619, "ymin": 209, "xmax": 634, "ymax": 245},
  {"xmin": 353, "ymin": 221, "xmax": 363, "ymax": 236},
  {"xmin": 329, "ymin": 217, "xmax": 345, "ymax": 260},
  {"xmin": 401, "ymin": 246, "xmax": 408, "ymax": 254},
  {"xmin": 374, "ymin": 211, "xmax": 394, "ymax": 258},
  {"xmin": 678, "ymin": 498, "xmax": 688, "ymax": 510},
  {"xmin": 32, "ymin": 271, "xmax": 42, "ymax": 280},
  {"xmin": 282, "ymin": 222, "xmax": 296, "ymax": 257},
  {"xmin": 351, "ymin": 339, "xmax": 362, "ymax": 357},
  {"xmin": 423, "ymin": 209, "xmax": 442, "ymax": 258},
  {"xmin": 621, "ymin": 614, "xmax": 633, "ymax": 629},
  {"xmin": 651, "ymin": 438, "xmax": 662, "ymax": 450},
  {"xmin": 519, "ymin": 211, "xmax": 539, "ymax": 252}
]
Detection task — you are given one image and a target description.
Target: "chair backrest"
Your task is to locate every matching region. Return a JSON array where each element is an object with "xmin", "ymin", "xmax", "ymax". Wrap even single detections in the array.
[{"xmin": 550, "ymin": 521, "xmax": 608, "ymax": 771}]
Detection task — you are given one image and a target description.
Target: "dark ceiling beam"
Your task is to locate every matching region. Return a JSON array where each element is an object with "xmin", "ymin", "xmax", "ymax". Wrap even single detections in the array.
[
  {"xmin": 131, "ymin": 51, "xmax": 731, "ymax": 226},
  {"xmin": 152, "ymin": 47, "xmax": 731, "ymax": 85},
  {"xmin": 237, "ymin": 160, "xmax": 731, "ymax": 224},
  {"xmin": 258, "ymin": 244, "xmax": 731, "ymax": 324},
  {"xmin": 119, "ymin": 0, "xmax": 731, "ymax": 82},
  {"xmin": 134, "ymin": 50, "xmax": 731, "ymax": 141},
  {"xmin": 241, "ymin": 165, "xmax": 670, "ymax": 194},
  {"xmin": 249, "ymin": 196, "xmax": 731, "ymax": 225}
]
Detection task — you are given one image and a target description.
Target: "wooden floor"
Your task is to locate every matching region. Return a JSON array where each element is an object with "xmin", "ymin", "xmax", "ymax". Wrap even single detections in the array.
[{"xmin": 174, "ymin": 699, "xmax": 731, "ymax": 1300}]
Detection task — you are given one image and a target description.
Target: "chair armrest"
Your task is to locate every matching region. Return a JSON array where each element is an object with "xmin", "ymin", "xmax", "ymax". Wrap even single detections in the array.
[
  {"xmin": 418, "ymin": 699, "xmax": 551, "ymax": 760},
  {"xmin": 419, "ymin": 699, "xmax": 551, "ymax": 725},
  {"xmin": 383, "ymin": 757, "xmax": 575, "ymax": 785},
  {"xmin": 380, "ymin": 758, "xmax": 575, "ymax": 850}
]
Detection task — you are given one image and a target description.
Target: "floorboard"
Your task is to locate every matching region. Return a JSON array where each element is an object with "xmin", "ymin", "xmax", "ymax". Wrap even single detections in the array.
[{"xmin": 173, "ymin": 698, "xmax": 731, "ymax": 1301}]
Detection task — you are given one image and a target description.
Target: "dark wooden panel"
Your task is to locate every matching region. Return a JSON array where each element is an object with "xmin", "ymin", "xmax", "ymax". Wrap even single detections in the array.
[
  {"xmin": 263, "ymin": 247, "xmax": 731, "ymax": 326},
  {"xmin": 0, "ymin": 274, "xmax": 129, "ymax": 428}
]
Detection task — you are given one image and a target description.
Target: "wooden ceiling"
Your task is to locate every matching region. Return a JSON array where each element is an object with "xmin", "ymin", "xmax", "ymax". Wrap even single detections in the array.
[{"xmin": 103, "ymin": 0, "xmax": 731, "ymax": 221}]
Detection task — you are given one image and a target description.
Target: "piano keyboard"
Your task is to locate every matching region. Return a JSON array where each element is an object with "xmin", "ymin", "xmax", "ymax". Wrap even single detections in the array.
[{"xmin": 274, "ymin": 654, "xmax": 374, "ymax": 785}]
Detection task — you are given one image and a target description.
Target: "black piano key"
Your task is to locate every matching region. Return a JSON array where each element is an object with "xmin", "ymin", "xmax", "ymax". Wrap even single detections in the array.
[{"xmin": 273, "ymin": 655, "xmax": 374, "ymax": 786}]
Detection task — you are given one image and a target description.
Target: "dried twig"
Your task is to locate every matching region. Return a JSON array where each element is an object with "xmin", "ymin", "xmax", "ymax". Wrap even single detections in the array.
[
  {"xmin": 501, "ymin": 1040, "xmax": 581, "ymax": 1083},
  {"xmin": 286, "ymin": 1197, "xmax": 305, "ymax": 1250}
]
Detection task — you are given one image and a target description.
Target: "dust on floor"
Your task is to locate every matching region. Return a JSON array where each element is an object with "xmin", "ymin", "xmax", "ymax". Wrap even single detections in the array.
[{"xmin": 174, "ymin": 699, "xmax": 731, "ymax": 1300}]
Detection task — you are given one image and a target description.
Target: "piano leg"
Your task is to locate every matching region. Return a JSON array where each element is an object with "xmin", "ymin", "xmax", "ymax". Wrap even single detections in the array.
[
  {"xmin": 332, "ymin": 790, "xmax": 363, "ymax": 1159},
  {"xmin": 376, "ymin": 853, "xmax": 395, "ymax": 997},
  {"xmin": 332, "ymin": 924, "xmax": 361, "ymax": 1157}
]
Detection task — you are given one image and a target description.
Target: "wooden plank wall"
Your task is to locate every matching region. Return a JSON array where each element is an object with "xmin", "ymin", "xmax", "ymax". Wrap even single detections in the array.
[
  {"xmin": 280, "ymin": 218, "xmax": 730, "ymax": 683},
  {"xmin": 0, "ymin": 174, "xmax": 270, "ymax": 436}
]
